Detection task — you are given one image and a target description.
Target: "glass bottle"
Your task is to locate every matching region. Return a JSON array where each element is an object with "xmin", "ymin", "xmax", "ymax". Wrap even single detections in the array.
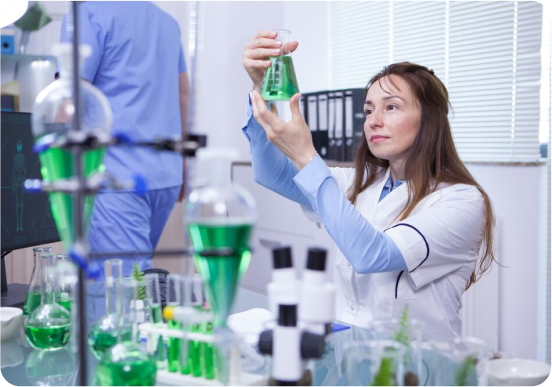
[
  {"xmin": 145, "ymin": 273, "xmax": 166, "ymax": 370},
  {"xmin": 344, "ymin": 340, "xmax": 405, "ymax": 386},
  {"xmin": 96, "ymin": 278, "xmax": 157, "ymax": 386},
  {"xmin": 87, "ymin": 259, "xmax": 132, "ymax": 359},
  {"xmin": 24, "ymin": 253, "xmax": 71, "ymax": 350},
  {"xmin": 261, "ymin": 29, "xmax": 300, "ymax": 101},
  {"xmin": 31, "ymin": 43, "xmax": 112, "ymax": 252},
  {"xmin": 23, "ymin": 246, "xmax": 53, "ymax": 316}
]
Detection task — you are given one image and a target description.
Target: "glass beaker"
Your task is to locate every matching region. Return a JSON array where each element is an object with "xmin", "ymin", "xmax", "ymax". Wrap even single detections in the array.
[
  {"xmin": 425, "ymin": 336, "xmax": 488, "ymax": 386},
  {"xmin": 88, "ymin": 259, "xmax": 132, "ymax": 359},
  {"xmin": 31, "ymin": 43, "xmax": 112, "ymax": 252},
  {"xmin": 24, "ymin": 253, "xmax": 71, "ymax": 350},
  {"xmin": 345, "ymin": 340, "xmax": 406, "ymax": 386},
  {"xmin": 370, "ymin": 315, "xmax": 425, "ymax": 386},
  {"xmin": 96, "ymin": 278, "xmax": 157, "ymax": 386},
  {"xmin": 261, "ymin": 29, "xmax": 300, "ymax": 101},
  {"xmin": 145, "ymin": 273, "xmax": 166, "ymax": 370},
  {"xmin": 24, "ymin": 247, "xmax": 53, "ymax": 316}
]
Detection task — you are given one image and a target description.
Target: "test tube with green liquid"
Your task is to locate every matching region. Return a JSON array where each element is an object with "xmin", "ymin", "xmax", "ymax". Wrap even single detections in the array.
[
  {"xmin": 166, "ymin": 275, "xmax": 182, "ymax": 373},
  {"xmin": 261, "ymin": 29, "xmax": 300, "ymax": 101},
  {"xmin": 145, "ymin": 273, "xmax": 166, "ymax": 370}
]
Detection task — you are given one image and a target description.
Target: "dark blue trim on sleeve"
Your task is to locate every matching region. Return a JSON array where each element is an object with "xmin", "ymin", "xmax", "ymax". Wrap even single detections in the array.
[
  {"xmin": 385, "ymin": 223, "xmax": 429, "ymax": 273},
  {"xmin": 395, "ymin": 270, "xmax": 404, "ymax": 299}
]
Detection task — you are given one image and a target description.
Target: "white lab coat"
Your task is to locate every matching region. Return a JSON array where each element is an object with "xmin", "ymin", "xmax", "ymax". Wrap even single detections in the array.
[{"xmin": 303, "ymin": 167, "xmax": 485, "ymax": 341}]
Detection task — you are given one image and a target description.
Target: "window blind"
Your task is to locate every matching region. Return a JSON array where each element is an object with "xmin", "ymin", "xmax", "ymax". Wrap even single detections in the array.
[{"xmin": 329, "ymin": 1, "xmax": 543, "ymax": 162}]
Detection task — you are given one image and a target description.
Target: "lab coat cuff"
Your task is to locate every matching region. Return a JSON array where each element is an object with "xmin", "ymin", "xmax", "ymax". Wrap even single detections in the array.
[
  {"xmin": 384, "ymin": 224, "xmax": 429, "ymax": 290},
  {"xmin": 293, "ymin": 155, "xmax": 331, "ymax": 197}
]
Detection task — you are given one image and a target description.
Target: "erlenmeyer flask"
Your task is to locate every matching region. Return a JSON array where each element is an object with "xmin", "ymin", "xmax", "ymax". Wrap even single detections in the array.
[
  {"xmin": 88, "ymin": 259, "xmax": 132, "ymax": 359},
  {"xmin": 23, "ymin": 246, "xmax": 53, "ymax": 316},
  {"xmin": 24, "ymin": 253, "xmax": 71, "ymax": 350},
  {"xmin": 261, "ymin": 29, "xmax": 300, "ymax": 101},
  {"xmin": 31, "ymin": 43, "xmax": 112, "ymax": 252},
  {"xmin": 186, "ymin": 148, "xmax": 257, "ymax": 330},
  {"xmin": 96, "ymin": 278, "xmax": 157, "ymax": 386}
]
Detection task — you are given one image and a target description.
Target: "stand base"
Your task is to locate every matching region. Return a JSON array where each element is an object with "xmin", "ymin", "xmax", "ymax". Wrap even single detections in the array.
[
  {"xmin": 0, "ymin": 283, "xmax": 28, "ymax": 307},
  {"xmin": 156, "ymin": 370, "xmax": 265, "ymax": 386}
]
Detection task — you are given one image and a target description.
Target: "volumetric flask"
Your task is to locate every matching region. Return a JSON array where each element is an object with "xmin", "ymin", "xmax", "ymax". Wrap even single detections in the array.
[
  {"xmin": 24, "ymin": 247, "xmax": 53, "ymax": 316},
  {"xmin": 261, "ymin": 29, "xmax": 300, "ymax": 101}
]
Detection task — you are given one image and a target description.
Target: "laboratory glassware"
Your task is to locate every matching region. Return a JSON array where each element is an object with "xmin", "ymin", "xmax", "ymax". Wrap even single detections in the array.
[
  {"xmin": 24, "ymin": 253, "xmax": 71, "ymax": 350},
  {"xmin": 31, "ymin": 43, "xmax": 112, "ymax": 252},
  {"xmin": 55, "ymin": 254, "xmax": 73, "ymax": 312},
  {"xmin": 87, "ymin": 259, "xmax": 132, "ymax": 359},
  {"xmin": 186, "ymin": 148, "xmax": 257, "ymax": 330},
  {"xmin": 25, "ymin": 347, "xmax": 78, "ymax": 386},
  {"xmin": 96, "ymin": 278, "xmax": 157, "ymax": 386},
  {"xmin": 145, "ymin": 273, "xmax": 166, "ymax": 370},
  {"xmin": 166, "ymin": 274, "xmax": 184, "ymax": 373},
  {"xmin": 23, "ymin": 246, "xmax": 53, "ymax": 316},
  {"xmin": 261, "ymin": 29, "xmax": 300, "ymax": 101},
  {"xmin": 345, "ymin": 340, "xmax": 406, "ymax": 386}
]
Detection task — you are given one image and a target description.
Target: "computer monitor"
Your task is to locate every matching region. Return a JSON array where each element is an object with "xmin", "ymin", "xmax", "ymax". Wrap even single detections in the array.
[{"xmin": 1, "ymin": 112, "xmax": 60, "ymax": 299}]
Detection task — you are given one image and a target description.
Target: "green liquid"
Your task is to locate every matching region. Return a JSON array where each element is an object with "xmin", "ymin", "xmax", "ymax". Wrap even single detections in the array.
[
  {"xmin": 23, "ymin": 290, "xmax": 41, "ymax": 316},
  {"xmin": 149, "ymin": 304, "xmax": 166, "ymax": 370},
  {"xmin": 261, "ymin": 55, "xmax": 300, "ymax": 101},
  {"xmin": 38, "ymin": 146, "xmax": 105, "ymax": 251},
  {"xmin": 167, "ymin": 319, "xmax": 181, "ymax": 373},
  {"xmin": 189, "ymin": 323, "xmax": 202, "ymax": 377},
  {"xmin": 188, "ymin": 223, "xmax": 253, "ymax": 328},
  {"xmin": 203, "ymin": 322, "xmax": 215, "ymax": 380},
  {"xmin": 88, "ymin": 325, "xmax": 133, "ymax": 360},
  {"xmin": 25, "ymin": 323, "xmax": 71, "ymax": 350},
  {"xmin": 97, "ymin": 347, "xmax": 157, "ymax": 386}
]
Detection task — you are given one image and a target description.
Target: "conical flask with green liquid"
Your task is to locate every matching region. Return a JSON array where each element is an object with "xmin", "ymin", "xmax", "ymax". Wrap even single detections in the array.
[
  {"xmin": 96, "ymin": 278, "xmax": 157, "ymax": 386},
  {"xmin": 261, "ymin": 29, "xmax": 300, "ymax": 101},
  {"xmin": 186, "ymin": 148, "xmax": 257, "ymax": 330},
  {"xmin": 23, "ymin": 246, "xmax": 53, "ymax": 316},
  {"xmin": 24, "ymin": 252, "xmax": 71, "ymax": 350},
  {"xmin": 31, "ymin": 43, "xmax": 112, "ymax": 252}
]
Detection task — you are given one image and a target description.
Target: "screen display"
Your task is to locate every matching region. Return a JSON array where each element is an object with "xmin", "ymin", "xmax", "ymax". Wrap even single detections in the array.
[{"xmin": 1, "ymin": 112, "xmax": 60, "ymax": 251}]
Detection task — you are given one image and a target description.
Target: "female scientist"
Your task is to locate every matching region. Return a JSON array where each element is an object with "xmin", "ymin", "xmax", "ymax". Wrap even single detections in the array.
[{"xmin": 241, "ymin": 30, "xmax": 496, "ymax": 340}]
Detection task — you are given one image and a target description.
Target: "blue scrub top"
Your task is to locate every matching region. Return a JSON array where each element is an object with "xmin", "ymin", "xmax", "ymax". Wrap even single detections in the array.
[{"xmin": 61, "ymin": 1, "xmax": 186, "ymax": 190}]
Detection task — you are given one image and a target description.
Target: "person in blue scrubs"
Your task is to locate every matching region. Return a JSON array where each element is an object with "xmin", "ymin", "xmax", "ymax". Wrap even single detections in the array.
[{"xmin": 61, "ymin": 2, "xmax": 188, "ymax": 323}]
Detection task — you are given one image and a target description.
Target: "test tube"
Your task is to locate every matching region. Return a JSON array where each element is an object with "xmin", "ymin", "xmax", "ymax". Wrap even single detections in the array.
[
  {"xmin": 145, "ymin": 273, "xmax": 166, "ymax": 370},
  {"xmin": 166, "ymin": 274, "xmax": 182, "ymax": 373}
]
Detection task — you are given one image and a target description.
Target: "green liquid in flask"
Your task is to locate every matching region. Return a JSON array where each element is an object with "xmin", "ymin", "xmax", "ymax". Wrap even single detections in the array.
[
  {"xmin": 261, "ymin": 55, "xmax": 299, "ymax": 101},
  {"xmin": 57, "ymin": 298, "xmax": 72, "ymax": 312},
  {"xmin": 25, "ymin": 322, "xmax": 71, "ymax": 350},
  {"xmin": 38, "ymin": 146, "xmax": 105, "ymax": 251},
  {"xmin": 88, "ymin": 326, "xmax": 133, "ymax": 359},
  {"xmin": 188, "ymin": 223, "xmax": 252, "ymax": 328},
  {"xmin": 97, "ymin": 348, "xmax": 157, "ymax": 386},
  {"xmin": 23, "ymin": 291, "xmax": 42, "ymax": 316}
]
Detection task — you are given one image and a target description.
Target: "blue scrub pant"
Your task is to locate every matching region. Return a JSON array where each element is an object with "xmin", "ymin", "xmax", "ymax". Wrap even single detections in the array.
[{"xmin": 85, "ymin": 186, "xmax": 180, "ymax": 328}]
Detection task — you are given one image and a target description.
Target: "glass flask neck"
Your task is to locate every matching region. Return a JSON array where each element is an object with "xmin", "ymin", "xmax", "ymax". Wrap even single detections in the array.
[
  {"xmin": 105, "ymin": 259, "xmax": 123, "ymax": 315},
  {"xmin": 115, "ymin": 278, "xmax": 139, "ymax": 344},
  {"xmin": 40, "ymin": 253, "xmax": 57, "ymax": 305},
  {"xmin": 275, "ymin": 29, "xmax": 291, "ymax": 57}
]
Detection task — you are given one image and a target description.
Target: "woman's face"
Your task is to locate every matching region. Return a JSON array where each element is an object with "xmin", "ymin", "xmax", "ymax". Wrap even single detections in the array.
[{"xmin": 364, "ymin": 75, "xmax": 422, "ymax": 167}]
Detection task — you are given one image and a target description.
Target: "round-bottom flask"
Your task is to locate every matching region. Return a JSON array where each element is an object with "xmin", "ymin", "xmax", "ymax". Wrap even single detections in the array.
[
  {"xmin": 24, "ymin": 253, "xmax": 71, "ymax": 351},
  {"xmin": 96, "ymin": 278, "xmax": 157, "ymax": 386}
]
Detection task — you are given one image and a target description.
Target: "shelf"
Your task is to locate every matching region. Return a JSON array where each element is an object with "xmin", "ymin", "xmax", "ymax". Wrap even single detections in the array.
[{"xmin": 1, "ymin": 54, "xmax": 56, "ymax": 65}]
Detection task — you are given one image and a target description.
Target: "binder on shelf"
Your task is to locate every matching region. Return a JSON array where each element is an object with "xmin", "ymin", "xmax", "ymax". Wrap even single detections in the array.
[
  {"xmin": 306, "ymin": 94, "xmax": 319, "ymax": 153},
  {"xmin": 328, "ymin": 92, "xmax": 336, "ymax": 161},
  {"xmin": 345, "ymin": 88, "xmax": 367, "ymax": 162},
  {"xmin": 329, "ymin": 91, "xmax": 345, "ymax": 162},
  {"xmin": 317, "ymin": 92, "xmax": 329, "ymax": 159}
]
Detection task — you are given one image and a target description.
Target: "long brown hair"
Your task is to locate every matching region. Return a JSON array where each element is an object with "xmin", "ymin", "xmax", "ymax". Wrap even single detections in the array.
[{"xmin": 348, "ymin": 62, "xmax": 496, "ymax": 290}]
